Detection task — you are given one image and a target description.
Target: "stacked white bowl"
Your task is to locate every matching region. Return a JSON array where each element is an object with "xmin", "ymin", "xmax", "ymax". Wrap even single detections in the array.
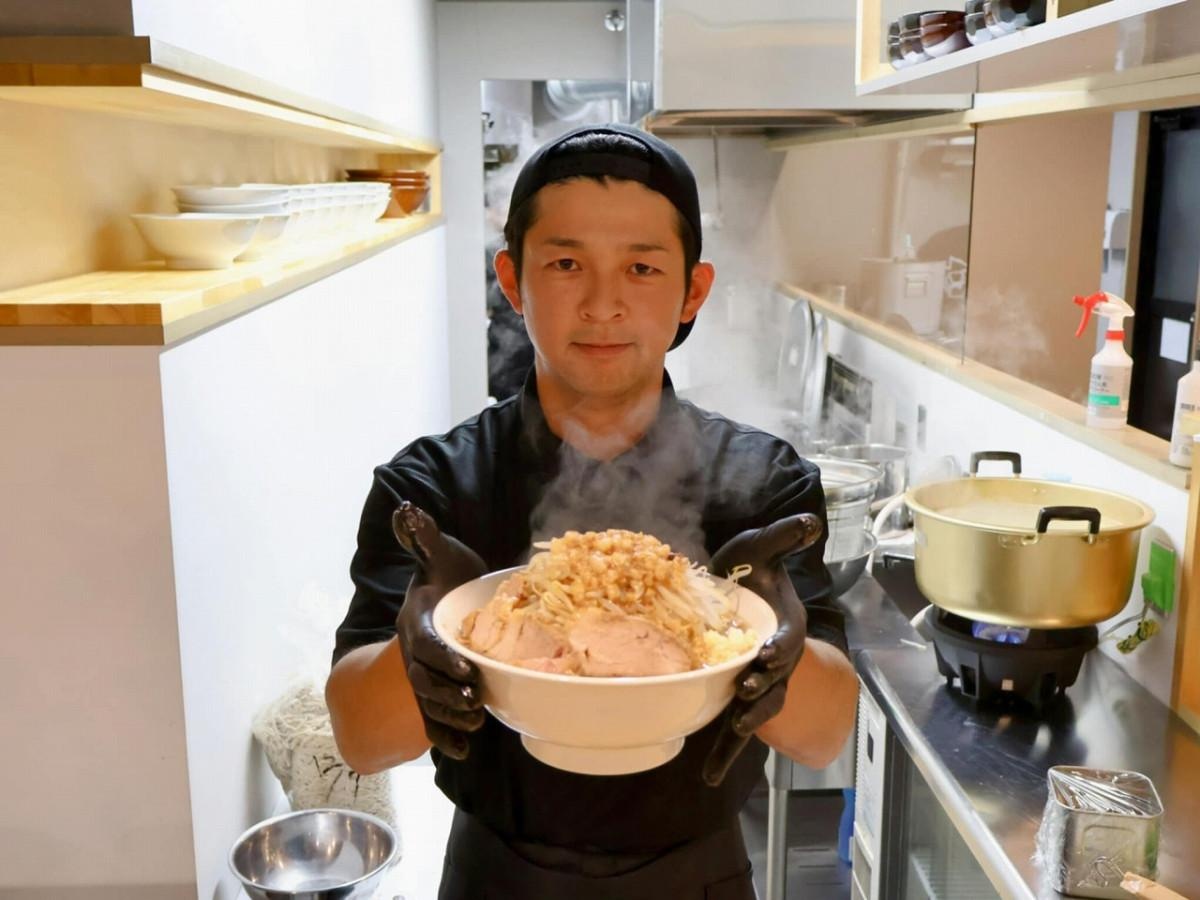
[
  {"xmin": 130, "ymin": 182, "xmax": 392, "ymax": 270},
  {"xmin": 281, "ymin": 182, "xmax": 391, "ymax": 240}
]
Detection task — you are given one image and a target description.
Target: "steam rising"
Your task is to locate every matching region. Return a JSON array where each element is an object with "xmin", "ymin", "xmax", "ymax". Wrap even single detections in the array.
[{"xmin": 528, "ymin": 401, "xmax": 709, "ymax": 564}]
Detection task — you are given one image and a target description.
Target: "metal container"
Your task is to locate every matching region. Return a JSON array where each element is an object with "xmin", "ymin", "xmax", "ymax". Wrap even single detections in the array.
[
  {"xmin": 810, "ymin": 456, "xmax": 883, "ymax": 560},
  {"xmin": 825, "ymin": 529, "xmax": 877, "ymax": 599},
  {"xmin": 860, "ymin": 257, "xmax": 946, "ymax": 334},
  {"xmin": 827, "ymin": 443, "xmax": 908, "ymax": 507},
  {"xmin": 1039, "ymin": 766, "xmax": 1163, "ymax": 899},
  {"xmin": 906, "ymin": 452, "xmax": 1154, "ymax": 628},
  {"xmin": 810, "ymin": 456, "xmax": 882, "ymax": 506},
  {"xmin": 229, "ymin": 808, "xmax": 399, "ymax": 900}
]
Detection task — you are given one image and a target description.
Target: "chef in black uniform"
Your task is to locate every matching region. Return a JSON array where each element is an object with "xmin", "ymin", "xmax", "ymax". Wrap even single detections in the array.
[{"xmin": 326, "ymin": 125, "xmax": 859, "ymax": 899}]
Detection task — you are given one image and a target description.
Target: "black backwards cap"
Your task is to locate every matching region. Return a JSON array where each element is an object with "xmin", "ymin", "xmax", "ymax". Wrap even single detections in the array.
[{"xmin": 504, "ymin": 124, "xmax": 703, "ymax": 350}]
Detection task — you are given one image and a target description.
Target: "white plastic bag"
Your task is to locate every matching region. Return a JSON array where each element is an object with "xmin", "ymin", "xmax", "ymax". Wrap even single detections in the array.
[{"xmin": 252, "ymin": 681, "xmax": 398, "ymax": 828}]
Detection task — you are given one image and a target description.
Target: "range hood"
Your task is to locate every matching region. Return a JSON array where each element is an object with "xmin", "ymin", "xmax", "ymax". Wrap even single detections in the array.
[{"xmin": 639, "ymin": 0, "xmax": 968, "ymax": 136}]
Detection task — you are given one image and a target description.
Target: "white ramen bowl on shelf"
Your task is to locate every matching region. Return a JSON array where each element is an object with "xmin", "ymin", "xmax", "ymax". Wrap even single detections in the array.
[
  {"xmin": 433, "ymin": 567, "xmax": 777, "ymax": 776},
  {"xmin": 236, "ymin": 212, "xmax": 292, "ymax": 260},
  {"xmin": 173, "ymin": 184, "xmax": 291, "ymax": 207},
  {"xmin": 131, "ymin": 213, "xmax": 261, "ymax": 270}
]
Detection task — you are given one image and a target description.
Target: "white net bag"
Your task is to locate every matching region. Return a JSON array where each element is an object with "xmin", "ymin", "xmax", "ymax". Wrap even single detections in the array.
[{"xmin": 252, "ymin": 680, "xmax": 398, "ymax": 829}]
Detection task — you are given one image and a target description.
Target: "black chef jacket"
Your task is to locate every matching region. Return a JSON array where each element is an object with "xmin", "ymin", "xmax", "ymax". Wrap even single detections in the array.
[{"xmin": 333, "ymin": 370, "xmax": 846, "ymax": 856}]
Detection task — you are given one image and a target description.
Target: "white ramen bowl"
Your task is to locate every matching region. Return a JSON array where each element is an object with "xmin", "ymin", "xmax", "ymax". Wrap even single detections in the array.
[
  {"xmin": 433, "ymin": 567, "xmax": 777, "ymax": 776},
  {"xmin": 131, "ymin": 213, "xmax": 260, "ymax": 270}
]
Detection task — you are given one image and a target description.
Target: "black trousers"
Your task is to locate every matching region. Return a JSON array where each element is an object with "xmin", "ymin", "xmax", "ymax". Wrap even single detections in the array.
[{"xmin": 437, "ymin": 810, "xmax": 756, "ymax": 900}]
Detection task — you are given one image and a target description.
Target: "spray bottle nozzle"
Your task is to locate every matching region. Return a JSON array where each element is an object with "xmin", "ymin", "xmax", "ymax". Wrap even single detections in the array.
[
  {"xmin": 1073, "ymin": 292, "xmax": 1107, "ymax": 338},
  {"xmin": 1073, "ymin": 291, "xmax": 1134, "ymax": 338}
]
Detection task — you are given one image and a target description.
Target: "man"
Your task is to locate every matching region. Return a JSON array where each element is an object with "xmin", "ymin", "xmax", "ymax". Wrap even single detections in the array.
[{"xmin": 326, "ymin": 125, "xmax": 858, "ymax": 899}]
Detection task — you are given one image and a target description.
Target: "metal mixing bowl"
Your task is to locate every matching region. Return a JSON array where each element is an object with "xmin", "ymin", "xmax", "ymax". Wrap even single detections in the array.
[
  {"xmin": 229, "ymin": 808, "xmax": 398, "ymax": 900},
  {"xmin": 826, "ymin": 530, "xmax": 878, "ymax": 599}
]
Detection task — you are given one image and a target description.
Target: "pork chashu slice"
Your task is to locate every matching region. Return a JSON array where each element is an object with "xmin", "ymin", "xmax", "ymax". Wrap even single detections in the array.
[
  {"xmin": 462, "ymin": 573, "xmax": 576, "ymax": 673},
  {"xmin": 463, "ymin": 574, "xmax": 693, "ymax": 676},
  {"xmin": 567, "ymin": 607, "xmax": 692, "ymax": 676}
]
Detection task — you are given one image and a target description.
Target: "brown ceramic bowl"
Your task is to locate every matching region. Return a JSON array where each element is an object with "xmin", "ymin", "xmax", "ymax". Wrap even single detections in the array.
[
  {"xmin": 919, "ymin": 10, "xmax": 965, "ymax": 27},
  {"xmin": 899, "ymin": 9, "xmax": 959, "ymax": 31},
  {"xmin": 348, "ymin": 175, "xmax": 429, "ymax": 184},
  {"xmin": 921, "ymin": 21, "xmax": 969, "ymax": 55},
  {"xmin": 383, "ymin": 183, "xmax": 430, "ymax": 217},
  {"xmin": 345, "ymin": 168, "xmax": 428, "ymax": 180}
]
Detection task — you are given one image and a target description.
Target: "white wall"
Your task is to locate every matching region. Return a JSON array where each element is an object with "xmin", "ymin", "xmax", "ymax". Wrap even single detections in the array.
[
  {"xmin": 436, "ymin": 1, "xmax": 627, "ymax": 422},
  {"xmin": 0, "ymin": 230, "xmax": 451, "ymax": 899},
  {"xmin": 824, "ymin": 317, "xmax": 1187, "ymax": 705},
  {"xmin": 0, "ymin": 347, "xmax": 194, "ymax": 897},
  {"xmin": 129, "ymin": 0, "xmax": 439, "ymax": 136},
  {"xmin": 159, "ymin": 228, "xmax": 450, "ymax": 900}
]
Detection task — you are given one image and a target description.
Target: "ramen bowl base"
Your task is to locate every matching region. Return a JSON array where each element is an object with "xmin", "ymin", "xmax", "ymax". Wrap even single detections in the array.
[{"xmin": 522, "ymin": 735, "xmax": 686, "ymax": 775}]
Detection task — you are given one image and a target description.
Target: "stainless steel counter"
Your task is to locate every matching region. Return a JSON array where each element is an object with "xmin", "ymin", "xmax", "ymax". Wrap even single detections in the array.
[{"xmin": 839, "ymin": 577, "xmax": 1200, "ymax": 899}]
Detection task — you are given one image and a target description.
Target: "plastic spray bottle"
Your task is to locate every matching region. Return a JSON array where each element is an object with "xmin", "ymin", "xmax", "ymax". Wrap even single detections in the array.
[
  {"xmin": 1169, "ymin": 343, "xmax": 1200, "ymax": 467},
  {"xmin": 1072, "ymin": 291, "xmax": 1134, "ymax": 429}
]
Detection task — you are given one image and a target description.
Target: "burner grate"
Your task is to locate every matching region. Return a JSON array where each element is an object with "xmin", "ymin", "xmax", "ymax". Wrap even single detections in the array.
[{"xmin": 929, "ymin": 609, "xmax": 1097, "ymax": 711}]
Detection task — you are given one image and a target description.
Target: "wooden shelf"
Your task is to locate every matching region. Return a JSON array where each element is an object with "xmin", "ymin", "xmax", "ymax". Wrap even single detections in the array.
[
  {"xmin": 0, "ymin": 36, "xmax": 439, "ymax": 153},
  {"xmin": 0, "ymin": 215, "xmax": 443, "ymax": 346},
  {"xmin": 857, "ymin": 0, "xmax": 1192, "ymax": 97},
  {"xmin": 777, "ymin": 282, "xmax": 1189, "ymax": 490}
]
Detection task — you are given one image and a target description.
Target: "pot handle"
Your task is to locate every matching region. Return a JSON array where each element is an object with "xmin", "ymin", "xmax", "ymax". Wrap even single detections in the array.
[
  {"xmin": 1036, "ymin": 506, "xmax": 1101, "ymax": 535},
  {"xmin": 969, "ymin": 451, "xmax": 1022, "ymax": 477}
]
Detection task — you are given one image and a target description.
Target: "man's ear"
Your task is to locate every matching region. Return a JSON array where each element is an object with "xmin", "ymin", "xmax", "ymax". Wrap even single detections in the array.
[
  {"xmin": 494, "ymin": 249, "xmax": 523, "ymax": 316},
  {"xmin": 680, "ymin": 261, "xmax": 715, "ymax": 324}
]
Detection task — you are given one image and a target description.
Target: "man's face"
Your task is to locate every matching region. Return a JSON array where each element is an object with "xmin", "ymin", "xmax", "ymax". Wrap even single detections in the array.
[{"xmin": 495, "ymin": 178, "xmax": 713, "ymax": 400}]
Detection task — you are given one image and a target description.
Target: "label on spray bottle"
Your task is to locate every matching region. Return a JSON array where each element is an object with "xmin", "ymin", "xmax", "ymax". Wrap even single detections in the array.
[
  {"xmin": 1170, "ymin": 402, "xmax": 1200, "ymax": 465},
  {"xmin": 1088, "ymin": 366, "xmax": 1130, "ymax": 421}
]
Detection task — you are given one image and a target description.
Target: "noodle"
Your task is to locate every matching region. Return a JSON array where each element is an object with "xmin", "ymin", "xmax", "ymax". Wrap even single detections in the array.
[{"xmin": 462, "ymin": 529, "xmax": 758, "ymax": 671}]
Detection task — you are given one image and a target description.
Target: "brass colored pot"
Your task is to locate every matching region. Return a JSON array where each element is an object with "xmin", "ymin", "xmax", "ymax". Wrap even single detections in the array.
[{"xmin": 906, "ymin": 452, "xmax": 1154, "ymax": 629}]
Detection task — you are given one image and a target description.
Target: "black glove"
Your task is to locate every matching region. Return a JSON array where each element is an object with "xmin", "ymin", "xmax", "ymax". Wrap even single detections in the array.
[
  {"xmin": 391, "ymin": 501, "xmax": 488, "ymax": 760},
  {"xmin": 701, "ymin": 513, "xmax": 824, "ymax": 786}
]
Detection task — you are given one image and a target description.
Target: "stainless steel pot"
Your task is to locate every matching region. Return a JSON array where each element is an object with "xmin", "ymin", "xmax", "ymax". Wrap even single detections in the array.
[
  {"xmin": 810, "ymin": 456, "xmax": 882, "ymax": 506},
  {"xmin": 905, "ymin": 452, "xmax": 1154, "ymax": 629},
  {"xmin": 827, "ymin": 443, "xmax": 908, "ymax": 508},
  {"xmin": 810, "ymin": 456, "xmax": 883, "ymax": 560},
  {"xmin": 825, "ymin": 529, "xmax": 877, "ymax": 599}
]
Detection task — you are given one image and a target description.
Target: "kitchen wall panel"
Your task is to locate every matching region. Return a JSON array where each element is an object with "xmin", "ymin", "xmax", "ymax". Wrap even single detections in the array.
[
  {"xmin": 965, "ymin": 113, "xmax": 1113, "ymax": 403},
  {"xmin": 0, "ymin": 346, "xmax": 194, "ymax": 895},
  {"xmin": 771, "ymin": 139, "xmax": 895, "ymax": 296},
  {"xmin": 773, "ymin": 133, "xmax": 973, "ymax": 346}
]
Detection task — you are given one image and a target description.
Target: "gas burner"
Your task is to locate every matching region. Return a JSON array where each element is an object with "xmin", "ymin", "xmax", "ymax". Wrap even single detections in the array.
[{"xmin": 929, "ymin": 609, "xmax": 1097, "ymax": 711}]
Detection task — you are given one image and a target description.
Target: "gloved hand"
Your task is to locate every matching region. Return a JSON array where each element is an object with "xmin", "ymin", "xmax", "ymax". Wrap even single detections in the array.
[
  {"xmin": 702, "ymin": 513, "xmax": 824, "ymax": 786},
  {"xmin": 391, "ymin": 501, "xmax": 488, "ymax": 760}
]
